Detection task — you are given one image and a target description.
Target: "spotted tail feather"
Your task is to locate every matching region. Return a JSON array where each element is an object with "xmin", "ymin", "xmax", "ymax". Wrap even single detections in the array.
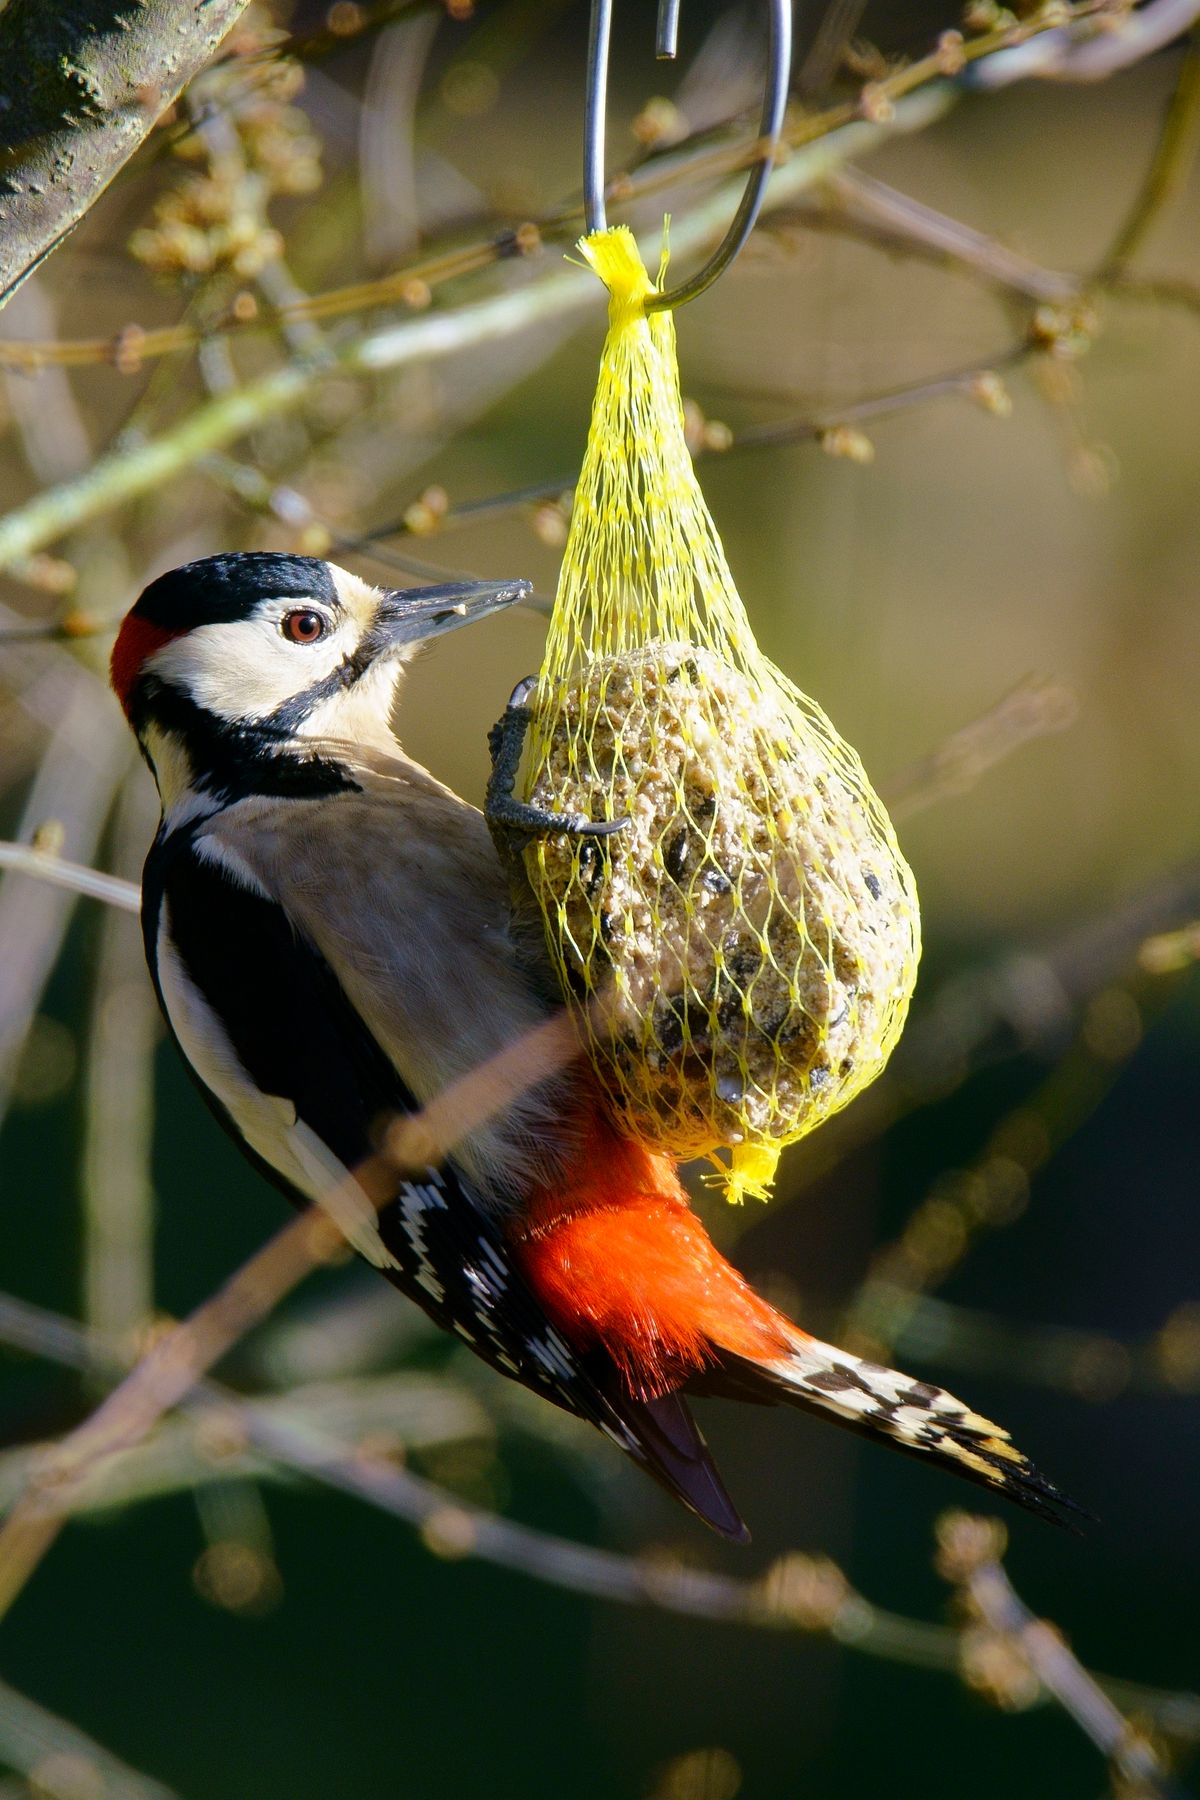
[{"xmin": 716, "ymin": 1330, "xmax": 1083, "ymax": 1526}]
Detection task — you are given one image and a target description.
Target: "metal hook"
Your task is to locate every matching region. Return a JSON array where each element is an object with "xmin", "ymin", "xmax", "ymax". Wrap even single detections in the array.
[{"xmin": 582, "ymin": 0, "xmax": 793, "ymax": 313}]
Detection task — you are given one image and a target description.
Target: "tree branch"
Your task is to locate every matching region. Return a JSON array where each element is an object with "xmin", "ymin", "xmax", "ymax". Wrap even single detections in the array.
[
  {"xmin": 0, "ymin": 1673, "xmax": 179, "ymax": 1800},
  {"xmin": 0, "ymin": 839, "xmax": 140, "ymax": 912},
  {"xmin": 0, "ymin": 0, "xmax": 252, "ymax": 310},
  {"xmin": 0, "ymin": 86, "xmax": 958, "ymax": 575},
  {"xmin": 937, "ymin": 1515, "xmax": 1187, "ymax": 1798},
  {"xmin": 1100, "ymin": 25, "xmax": 1200, "ymax": 275},
  {"xmin": 2, "ymin": 1290, "xmax": 1198, "ymax": 1742}
]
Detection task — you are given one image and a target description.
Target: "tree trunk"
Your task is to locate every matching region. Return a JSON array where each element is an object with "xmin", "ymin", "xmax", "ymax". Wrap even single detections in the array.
[{"xmin": 0, "ymin": 0, "xmax": 251, "ymax": 311}]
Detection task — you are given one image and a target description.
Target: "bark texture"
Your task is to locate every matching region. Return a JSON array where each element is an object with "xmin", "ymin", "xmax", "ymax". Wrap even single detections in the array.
[{"xmin": 0, "ymin": 0, "xmax": 251, "ymax": 310}]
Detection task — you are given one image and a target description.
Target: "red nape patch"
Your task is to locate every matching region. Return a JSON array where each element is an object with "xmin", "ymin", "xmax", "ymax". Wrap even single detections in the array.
[
  {"xmin": 110, "ymin": 615, "xmax": 180, "ymax": 717},
  {"xmin": 513, "ymin": 1114, "xmax": 795, "ymax": 1400}
]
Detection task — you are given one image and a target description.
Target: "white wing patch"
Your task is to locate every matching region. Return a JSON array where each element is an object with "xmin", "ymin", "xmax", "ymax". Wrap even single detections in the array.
[
  {"xmin": 398, "ymin": 1182, "xmax": 448, "ymax": 1302},
  {"xmin": 527, "ymin": 1331, "xmax": 579, "ymax": 1383},
  {"xmin": 155, "ymin": 917, "xmax": 400, "ymax": 1271},
  {"xmin": 192, "ymin": 831, "xmax": 274, "ymax": 900}
]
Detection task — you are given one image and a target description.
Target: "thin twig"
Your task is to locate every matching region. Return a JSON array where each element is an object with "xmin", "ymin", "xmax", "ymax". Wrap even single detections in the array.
[
  {"xmin": 884, "ymin": 677, "xmax": 1078, "ymax": 821},
  {"xmin": 0, "ymin": 0, "xmax": 1164, "ymax": 387},
  {"xmin": 885, "ymin": 1290, "xmax": 1200, "ymax": 1401},
  {"xmin": 1100, "ymin": 27, "xmax": 1200, "ymax": 275},
  {"xmin": 0, "ymin": 842, "xmax": 140, "ymax": 913},
  {"xmin": 0, "ymin": 1207, "xmax": 342, "ymax": 1621},
  {"xmin": 965, "ymin": 0, "xmax": 1200, "ymax": 86},
  {"xmin": 0, "ymin": 2, "xmax": 1124, "ymax": 375},
  {"xmin": 817, "ymin": 169, "xmax": 1082, "ymax": 305},
  {"xmin": 193, "ymin": 453, "xmax": 559, "ymax": 605},
  {"xmin": 363, "ymin": 474, "xmax": 575, "ymax": 547},
  {"xmin": 354, "ymin": 343, "xmax": 1034, "ymax": 557},
  {"xmin": 0, "ymin": 1674, "xmax": 180, "ymax": 1800},
  {"xmin": 0, "ymin": 670, "xmax": 1079, "ymax": 935},
  {"xmin": 80, "ymin": 774, "xmax": 162, "ymax": 1348},
  {"xmin": 727, "ymin": 343, "xmax": 1034, "ymax": 450},
  {"xmin": 0, "ymin": 85, "xmax": 959, "ymax": 575},
  {"xmin": 0, "ymin": 1372, "xmax": 494, "ymax": 1514},
  {"xmin": 1102, "ymin": 268, "xmax": 1200, "ymax": 314},
  {"xmin": 0, "ymin": 690, "xmax": 132, "ymax": 1121},
  {"xmin": 2, "ymin": 1290, "xmax": 1198, "ymax": 1737},
  {"xmin": 0, "ymin": 1000, "xmax": 583, "ymax": 1619},
  {"xmin": 937, "ymin": 1515, "xmax": 1187, "ymax": 1797}
]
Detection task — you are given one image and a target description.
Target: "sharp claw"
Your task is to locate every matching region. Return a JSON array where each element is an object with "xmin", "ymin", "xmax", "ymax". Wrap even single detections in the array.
[
  {"xmin": 486, "ymin": 678, "xmax": 630, "ymax": 844},
  {"xmin": 492, "ymin": 805, "xmax": 629, "ymax": 839}
]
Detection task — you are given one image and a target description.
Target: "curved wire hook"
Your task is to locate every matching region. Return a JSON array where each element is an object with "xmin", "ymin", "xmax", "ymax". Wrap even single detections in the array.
[{"xmin": 582, "ymin": 0, "xmax": 793, "ymax": 313}]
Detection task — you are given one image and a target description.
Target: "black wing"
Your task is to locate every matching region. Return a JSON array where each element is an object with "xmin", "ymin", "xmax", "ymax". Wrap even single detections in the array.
[{"xmin": 143, "ymin": 824, "xmax": 748, "ymax": 1540}]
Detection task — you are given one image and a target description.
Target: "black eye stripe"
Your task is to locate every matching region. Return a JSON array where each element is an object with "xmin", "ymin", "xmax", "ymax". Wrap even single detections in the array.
[{"xmin": 265, "ymin": 642, "xmax": 377, "ymax": 731}]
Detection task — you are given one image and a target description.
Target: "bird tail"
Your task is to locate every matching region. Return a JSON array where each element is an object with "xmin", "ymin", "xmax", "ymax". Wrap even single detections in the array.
[
  {"xmin": 515, "ymin": 1107, "xmax": 1079, "ymax": 1530},
  {"xmin": 600, "ymin": 1380, "xmax": 750, "ymax": 1542},
  {"xmin": 701, "ymin": 1329, "xmax": 1080, "ymax": 1526}
]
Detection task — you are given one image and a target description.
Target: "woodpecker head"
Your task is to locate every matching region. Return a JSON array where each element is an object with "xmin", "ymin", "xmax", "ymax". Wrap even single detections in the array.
[{"xmin": 112, "ymin": 552, "xmax": 529, "ymax": 814}]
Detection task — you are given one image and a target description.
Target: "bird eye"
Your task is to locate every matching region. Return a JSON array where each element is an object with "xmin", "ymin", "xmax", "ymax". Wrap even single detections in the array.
[{"xmin": 282, "ymin": 609, "xmax": 327, "ymax": 645}]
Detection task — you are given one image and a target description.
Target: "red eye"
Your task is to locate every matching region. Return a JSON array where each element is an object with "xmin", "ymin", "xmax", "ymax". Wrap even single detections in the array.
[{"xmin": 282, "ymin": 610, "xmax": 327, "ymax": 644}]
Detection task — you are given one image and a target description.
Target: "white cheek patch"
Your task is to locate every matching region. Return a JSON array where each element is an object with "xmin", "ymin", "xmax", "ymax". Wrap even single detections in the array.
[
  {"xmin": 295, "ymin": 659, "xmax": 401, "ymax": 745},
  {"xmin": 142, "ymin": 724, "xmax": 217, "ymax": 830},
  {"xmin": 150, "ymin": 616, "xmax": 351, "ymax": 724},
  {"xmin": 155, "ymin": 917, "xmax": 399, "ymax": 1271}
]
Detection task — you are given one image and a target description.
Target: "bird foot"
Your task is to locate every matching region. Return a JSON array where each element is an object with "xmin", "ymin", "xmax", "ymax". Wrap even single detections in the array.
[{"xmin": 486, "ymin": 677, "xmax": 629, "ymax": 846}]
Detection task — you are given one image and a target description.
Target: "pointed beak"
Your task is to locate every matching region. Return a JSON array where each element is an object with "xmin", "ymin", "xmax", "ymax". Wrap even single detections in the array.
[{"xmin": 372, "ymin": 578, "xmax": 531, "ymax": 652}]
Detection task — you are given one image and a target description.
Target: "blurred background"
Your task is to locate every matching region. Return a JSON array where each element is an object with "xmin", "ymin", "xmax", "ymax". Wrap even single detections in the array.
[{"xmin": 0, "ymin": 2, "xmax": 1198, "ymax": 1796}]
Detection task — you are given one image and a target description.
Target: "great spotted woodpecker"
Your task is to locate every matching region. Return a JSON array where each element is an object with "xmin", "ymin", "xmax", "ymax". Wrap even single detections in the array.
[{"xmin": 112, "ymin": 552, "xmax": 1072, "ymax": 1539}]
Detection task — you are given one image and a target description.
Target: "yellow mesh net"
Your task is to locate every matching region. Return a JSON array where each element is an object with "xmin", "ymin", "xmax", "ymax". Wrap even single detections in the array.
[{"xmin": 523, "ymin": 225, "xmax": 920, "ymax": 1203}]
